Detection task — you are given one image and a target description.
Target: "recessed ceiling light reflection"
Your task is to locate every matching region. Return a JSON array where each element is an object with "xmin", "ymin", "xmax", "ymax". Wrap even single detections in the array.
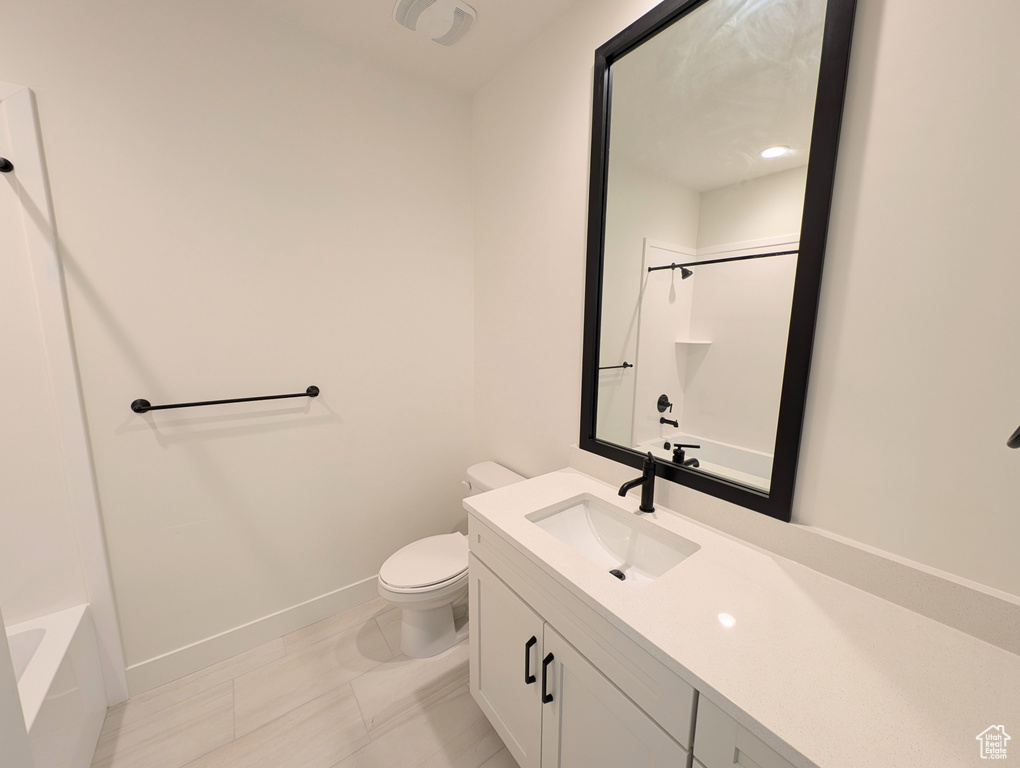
[
  {"xmin": 760, "ymin": 145, "xmax": 790, "ymax": 159},
  {"xmin": 718, "ymin": 613, "xmax": 736, "ymax": 628}
]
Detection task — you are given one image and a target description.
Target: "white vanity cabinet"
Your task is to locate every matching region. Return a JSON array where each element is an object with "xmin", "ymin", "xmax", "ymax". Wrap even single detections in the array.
[
  {"xmin": 469, "ymin": 555, "xmax": 691, "ymax": 768},
  {"xmin": 540, "ymin": 624, "xmax": 691, "ymax": 767},
  {"xmin": 693, "ymin": 697, "xmax": 796, "ymax": 768},
  {"xmin": 469, "ymin": 556, "xmax": 545, "ymax": 767}
]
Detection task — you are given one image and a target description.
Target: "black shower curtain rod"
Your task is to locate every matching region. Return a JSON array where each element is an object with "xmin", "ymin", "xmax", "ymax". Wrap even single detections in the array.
[{"xmin": 647, "ymin": 248, "xmax": 799, "ymax": 273}]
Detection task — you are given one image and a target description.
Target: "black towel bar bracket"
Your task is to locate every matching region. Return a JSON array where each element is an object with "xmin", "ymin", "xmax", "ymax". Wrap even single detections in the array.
[{"xmin": 131, "ymin": 386, "xmax": 319, "ymax": 414}]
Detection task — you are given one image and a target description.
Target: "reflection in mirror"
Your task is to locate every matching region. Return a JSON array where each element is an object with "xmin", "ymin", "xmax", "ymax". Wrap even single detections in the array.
[{"xmin": 595, "ymin": 0, "xmax": 827, "ymax": 493}]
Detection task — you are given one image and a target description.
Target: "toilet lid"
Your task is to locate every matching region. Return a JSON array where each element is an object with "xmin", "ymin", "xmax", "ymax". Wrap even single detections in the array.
[{"xmin": 380, "ymin": 533, "xmax": 468, "ymax": 590}]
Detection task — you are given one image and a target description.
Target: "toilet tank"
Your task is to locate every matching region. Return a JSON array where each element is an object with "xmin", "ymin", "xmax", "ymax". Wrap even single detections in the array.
[{"xmin": 465, "ymin": 462, "xmax": 525, "ymax": 495}]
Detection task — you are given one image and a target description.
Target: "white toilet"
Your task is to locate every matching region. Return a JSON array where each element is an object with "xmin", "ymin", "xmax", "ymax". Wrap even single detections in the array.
[{"xmin": 378, "ymin": 461, "xmax": 524, "ymax": 658}]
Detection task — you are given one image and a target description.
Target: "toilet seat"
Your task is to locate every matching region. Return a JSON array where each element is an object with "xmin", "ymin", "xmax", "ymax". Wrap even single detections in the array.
[{"xmin": 379, "ymin": 533, "xmax": 467, "ymax": 592}]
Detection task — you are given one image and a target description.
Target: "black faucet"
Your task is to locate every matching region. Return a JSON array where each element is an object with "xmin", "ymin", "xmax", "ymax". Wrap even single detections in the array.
[
  {"xmin": 618, "ymin": 452, "xmax": 656, "ymax": 513},
  {"xmin": 659, "ymin": 416, "xmax": 679, "ymax": 428},
  {"xmin": 672, "ymin": 443, "xmax": 700, "ymax": 467}
]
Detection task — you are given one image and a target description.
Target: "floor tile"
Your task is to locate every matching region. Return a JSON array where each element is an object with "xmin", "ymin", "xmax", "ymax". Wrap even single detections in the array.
[
  {"xmin": 478, "ymin": 748, "xmax": 520, "ymax": 768},
  {"xmin": 416, "ymin": 710, "xmax": 505, "ymax": 768},
  {"xmin": 350, "ymin": 639, "xmax": 469, "ymax": 738},
  {"xmin": 93, "ymin": 599, "xmax": 506, "ymax": 768},
  {"xmin": 234, "ymin": 616, "xmax": 392, "ymax": 736},
  {"xmin": 284, "ymin": 597, "xmax": 392, "ymax": 654},
  {"xmin": 91, "ymin": 682, "xmax": 233, "ymax": 768},
  {"xmin": 101, "ymin": 639, "xmax": 285, "ymax": 736},
  {"xmin": 334, "ymin": 684, "xmax": 496, "ymax": 768},
  {"xmin": 375, "ymin": 607, "xmax": 402, "ymax": 657},
  {"xmin": 180, "ymin": 684, "xmax": 369, "ymax": 768}
]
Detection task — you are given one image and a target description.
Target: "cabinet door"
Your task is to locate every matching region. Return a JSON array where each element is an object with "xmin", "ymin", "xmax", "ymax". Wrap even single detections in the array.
[
  {"xmin": 694, "ymin": 698, "xmax": 797, "ymax": 768},
  {"xmin": 469, "ymin": 556, "xmax": 545, "ymax": 768},
  {"xmin": 540, "ymin": 626, "xmax": 689, "ymax": 768}
]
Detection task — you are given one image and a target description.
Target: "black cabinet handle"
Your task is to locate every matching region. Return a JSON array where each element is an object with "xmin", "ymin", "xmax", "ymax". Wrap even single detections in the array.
[
  {"xmin": 541, "ymin": 652, "xmax": 555, "ymax": 703},
  {"xmin": 524, "ymin": 636, "xmax": 537, "ymax": 684}
]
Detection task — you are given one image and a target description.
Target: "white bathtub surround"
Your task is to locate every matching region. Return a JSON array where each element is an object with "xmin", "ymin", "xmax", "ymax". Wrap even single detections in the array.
[
  {"xmin": 0, "ymin": 80, "xmax": 128, "ymax": 703},
  {"xmin": 465, "ymin": 469, "xmax": 1020, "ymax": 768},
  {"xmin": 6, "ymin": 605, "xmax": 107, "ymax": 768},
  {"xmin": 636, "ymin": 431, "xmax": 772, "ymax": 491},
  {"xmin": 0, "ymin": 604, "xmax": 34, "ymax": 768}
]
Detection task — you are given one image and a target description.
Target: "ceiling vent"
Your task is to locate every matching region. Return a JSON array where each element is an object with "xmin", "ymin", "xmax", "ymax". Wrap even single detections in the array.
[{"xmin": 393, "ymin": 0, "xmax": 476, "ymax": 46}]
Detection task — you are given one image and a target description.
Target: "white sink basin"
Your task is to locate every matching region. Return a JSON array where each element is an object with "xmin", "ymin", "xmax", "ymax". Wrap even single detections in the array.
[{"xmin": 526, "ymin": 495, "xmax": 699, "ymax": 586}]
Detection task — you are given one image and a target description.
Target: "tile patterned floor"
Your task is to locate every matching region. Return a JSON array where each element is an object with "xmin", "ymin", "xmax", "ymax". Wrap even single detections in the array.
[{"xmin": 92, "ymin": 599, "xmax": 518, "ymax": 768}]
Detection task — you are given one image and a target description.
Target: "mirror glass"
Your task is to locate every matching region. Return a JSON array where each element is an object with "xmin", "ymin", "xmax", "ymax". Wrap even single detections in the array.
[{"xmin": 594, "ymin": 0, "xmax": 827, "ymax": 494}]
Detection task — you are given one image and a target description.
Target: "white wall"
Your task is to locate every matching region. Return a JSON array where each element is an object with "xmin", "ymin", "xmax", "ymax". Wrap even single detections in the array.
[
  {"xmin": 473, "ymin": 0, "xmax": 668, "ymax": 477},
  {"xmin": 682, "ymin": 248, "xmax": 796, "ymax": 453},
  {"xmin": 598, "ymin": 160, "xmax": 700, "ymax": 446},
  {"xmin": 0, "ymin": 0, "xmax": 476, "ymax": 691},
  {"xmin": 680, "ymin": 168, "xmax": 806, "ymax": 452},
  {"xmin": 473, "ymin": 0, "xmax": 1020, "ymax": 599},
  {"xmin": 793, "ymin": 0, "xmax": 1020, "ymax": 596},
  {"xmin": 697, "ymin": 166, "xmax": 808, "ymax": 249},
  {"xmin": 633, "ymin": 241, "xmax": 697, "ymax": 448}
]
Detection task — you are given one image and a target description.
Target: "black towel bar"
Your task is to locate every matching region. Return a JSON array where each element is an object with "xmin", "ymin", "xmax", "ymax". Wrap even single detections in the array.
[{"xmin": 131, "ymin": 386, "xmax": 319, "ymax": 414}]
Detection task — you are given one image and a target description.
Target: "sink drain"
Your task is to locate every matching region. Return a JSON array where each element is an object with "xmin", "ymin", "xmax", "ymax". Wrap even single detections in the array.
[{"xmin": 609, "ymin": 569, "xmax": 626, "ymax": 581}]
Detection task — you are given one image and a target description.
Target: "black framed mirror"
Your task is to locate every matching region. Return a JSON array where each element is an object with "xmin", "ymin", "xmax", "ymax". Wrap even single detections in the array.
[{"xmin": 580, "ymin": 0, "xmax": 857, "ymax": 521}]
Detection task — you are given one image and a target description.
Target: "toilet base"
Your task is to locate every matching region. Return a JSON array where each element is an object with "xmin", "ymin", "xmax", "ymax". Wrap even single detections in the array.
[{"xmin": 401, "ymin": 604, "xmax": 461, "ymax": 658}]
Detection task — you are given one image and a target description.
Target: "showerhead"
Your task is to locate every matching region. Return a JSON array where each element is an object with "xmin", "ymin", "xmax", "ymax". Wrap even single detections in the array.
[
  {"xmin": 680, "ymin": 267, "xmax": 693, "ymax": 280},
  {"xmin": 1009, "ymin": 425, "xmax": 1020, "ymax": 449},
  {"xmin": 0, "ymin": 157, "xmax": 13, "ymax": 173}
]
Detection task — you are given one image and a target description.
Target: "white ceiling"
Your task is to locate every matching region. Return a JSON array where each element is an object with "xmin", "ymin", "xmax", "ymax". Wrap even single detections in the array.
[
  {"xmin": 609, "ymin": 0, "xmax": 826, "ymax": 192},
  {"xmin": 244, "ymin": 0, "xmax": 580, "ymax": 94}
]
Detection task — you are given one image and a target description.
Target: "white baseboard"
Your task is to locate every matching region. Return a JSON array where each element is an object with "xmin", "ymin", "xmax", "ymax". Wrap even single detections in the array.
[{"xmin": 125, "ymin": 577, "xmax": 380, "ymax": 696}]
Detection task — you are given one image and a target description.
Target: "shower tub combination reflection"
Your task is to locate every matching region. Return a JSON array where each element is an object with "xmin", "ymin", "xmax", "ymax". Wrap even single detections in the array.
[{"xmin": 6, "ymin": 606, "xmax": 106, "ymax": 766}]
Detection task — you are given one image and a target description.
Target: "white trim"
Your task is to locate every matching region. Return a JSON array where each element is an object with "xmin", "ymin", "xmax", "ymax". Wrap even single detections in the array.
[
  {"xmin": 643, "ymin": 238, "xmax": 696, "ymax": 262},
  {"xmin": 125, "ymin": 576, "xmax": 380, "ymax": 696},
  {"xmin": 642, "ymin": 235, "xmax": 799, "ymax": 267},
  {"xmin": 694, "ymin": 233, "xmax": 800, "ymax": 257},
  {"xmin": 0, "ymin": 82, "xmax": 129, "ymax": 703},
  {"xmin": 0, "ymin": 82, "xmax": 25, "ymax": 101}
]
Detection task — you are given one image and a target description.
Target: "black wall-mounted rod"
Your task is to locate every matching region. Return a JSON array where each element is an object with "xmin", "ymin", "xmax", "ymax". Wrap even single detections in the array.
[
  {"xmin": 0, "ymin": 157, "xmax": 14, "ymax": 173},
  {"xmin": 599, "ymin": 362, "xmax": 632, "ymax": 371},
  {"xmin": 1009, "ymin": 425, "xmax": 1020, "ymax": 449},
  {"xmin": 131, "ymin": 385, "xmax": 319, "ymax": 414},
  {"xmin": 648, "ymin": 249, "xmax": 799, "ymax": 273}
]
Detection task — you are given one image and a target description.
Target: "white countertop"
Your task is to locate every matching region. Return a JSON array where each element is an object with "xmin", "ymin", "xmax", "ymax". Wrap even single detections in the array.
[{"xmin": 464, "ymin": 469, "xmax": 1020, "ymax": 768}]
